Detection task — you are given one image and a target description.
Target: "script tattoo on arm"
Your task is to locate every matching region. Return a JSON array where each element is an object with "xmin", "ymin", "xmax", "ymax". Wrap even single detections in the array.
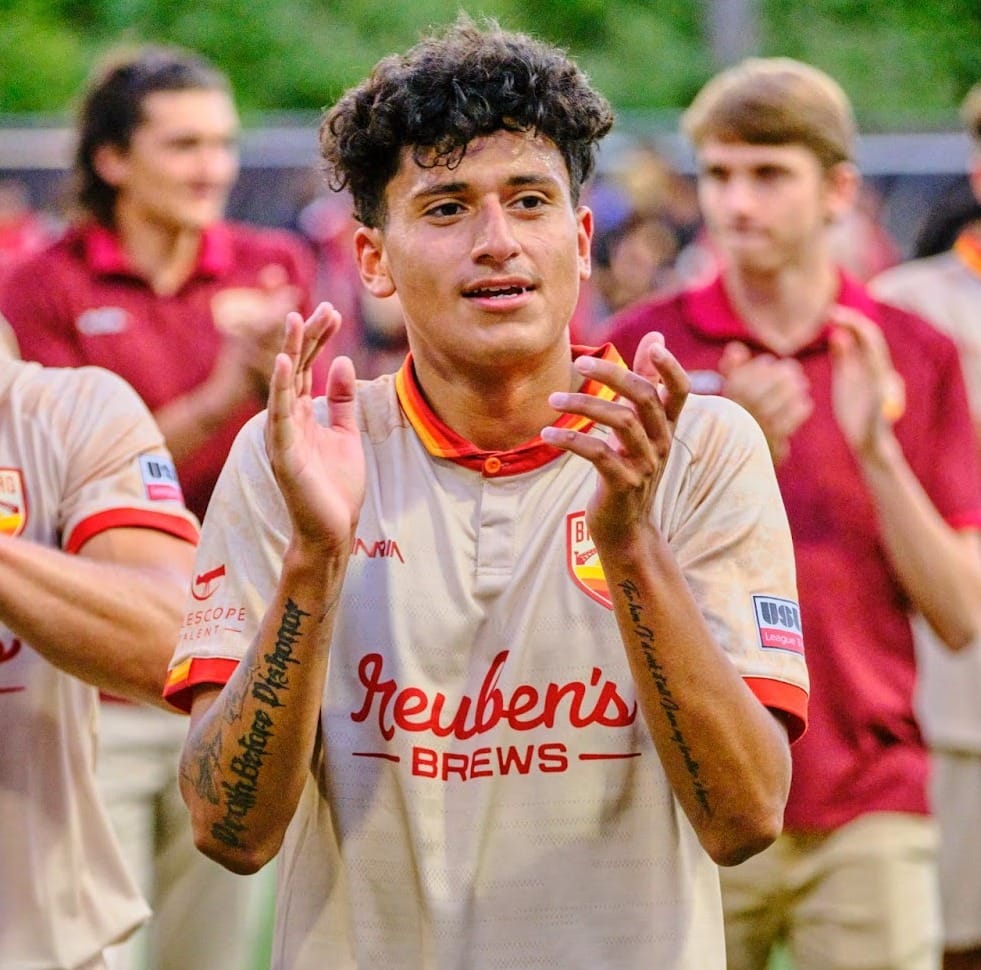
[
  {"xmin": 208, "ymin": 598, "xmax": 312, "ymax": 848},
  {"xmin": 617, "ymin": 578, "xmax": 712, "ymax": 816}
]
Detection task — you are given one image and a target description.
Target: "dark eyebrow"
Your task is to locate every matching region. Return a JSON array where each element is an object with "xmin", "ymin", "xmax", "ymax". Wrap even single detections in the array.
[{"xmin": 411, "ymin": 173, "xmax": 559, "ymax": 202}]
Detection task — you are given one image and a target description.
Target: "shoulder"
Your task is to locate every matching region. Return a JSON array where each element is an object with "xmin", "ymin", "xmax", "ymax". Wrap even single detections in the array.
[
  {"xmin": 868, "ymin": 291, "xmax": 962, "ymax": 378},
  {"xmin": 0, "ymin": 227, "xmax": 80, "ymax": 291},
  {"xmin": 870, "ymin": 252, "xmax": 961, "ymax": 304},
  {"xmin": 221, "ymin": 220, "xmax": 311, "ymax": 260},
  {"xmin": 16, "ymin": 362, "xmax": 152, "ymax": 430},
  {"xmin": 674, "ymin": 392, "xmax": 766, "ymax": 460},
  {"xmin": 610, "ymin": 286, "xmax": 688, "ymax": 333},
  {"xmin": 608, "ymin": 286, "xmax": 690, "ymax": 359}
]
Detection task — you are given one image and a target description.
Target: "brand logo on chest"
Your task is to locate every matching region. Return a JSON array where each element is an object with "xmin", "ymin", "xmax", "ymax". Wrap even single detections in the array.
[{"xmin": 75, "ymin": 307, "xmax": 130, "ymax": 336}]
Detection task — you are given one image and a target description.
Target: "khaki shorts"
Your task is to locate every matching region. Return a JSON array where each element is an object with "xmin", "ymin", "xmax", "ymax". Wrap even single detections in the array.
[
  {"xmin": 720, "ymin": 812, "xmax": 941, "ymax": 970},
  {"xmin": 932, "ymin": 750, "xmax": 981, "ymax": 950}
]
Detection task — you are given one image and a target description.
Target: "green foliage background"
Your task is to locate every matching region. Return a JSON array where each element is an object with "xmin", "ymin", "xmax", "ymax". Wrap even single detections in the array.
[{"xmin": 1, "ymin": 0, "xmax": 979, "ymax": 129}]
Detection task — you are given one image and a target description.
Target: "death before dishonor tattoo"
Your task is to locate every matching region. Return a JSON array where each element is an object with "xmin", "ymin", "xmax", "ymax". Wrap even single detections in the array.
[
  {"xmin": 617, "ymin": 578, "xmax": 712, "ymax": 816},
  {"xmin": 211, "ymin": 598, "xmax": 311, "ymax": 848}
]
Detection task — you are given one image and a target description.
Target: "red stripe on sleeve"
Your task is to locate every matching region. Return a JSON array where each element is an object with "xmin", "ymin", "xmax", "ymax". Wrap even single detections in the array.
[
  {"xmin": 163, "ymin": 656, "xmax": 240, "ymax": 713},
  {"xmin": 66, "ymin": 508, "xmax": 199, "ymax": 554},
  {"xmin": 744, "ymin": 677, "xmax": 809, "ymax": 744}
]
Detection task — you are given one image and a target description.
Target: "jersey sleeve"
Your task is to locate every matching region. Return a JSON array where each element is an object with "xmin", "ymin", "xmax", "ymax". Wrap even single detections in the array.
[
  {"xmin": 659, "ymin": 394, "xmax": 809, "ymax": 741},
  {"xmin": 164, "ymin": 411, "xmax": 291, "ymax": 711},
  {"xmin": 41, "ymin": 366, "xmax": 199, "ymax": 550}
]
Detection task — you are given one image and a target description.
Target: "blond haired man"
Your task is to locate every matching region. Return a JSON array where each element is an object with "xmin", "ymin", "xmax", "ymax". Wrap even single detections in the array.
[
  {"xmin": 870, "ymin": 83, "xmax": 981, "ymax": 970},
  {"xmin": 611, "ymin": 58, "xmax": 981, "ymax": 970}
]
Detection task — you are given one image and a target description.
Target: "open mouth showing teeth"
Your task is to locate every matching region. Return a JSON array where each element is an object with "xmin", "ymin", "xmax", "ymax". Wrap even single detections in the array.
[{"xmin": 466, "ymin": 285, "xmax": 529, "ymax": 298}]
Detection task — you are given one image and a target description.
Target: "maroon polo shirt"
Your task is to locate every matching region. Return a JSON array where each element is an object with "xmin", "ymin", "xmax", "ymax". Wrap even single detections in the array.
[
  {"xmin": 610, "ymin": 272, "xmax": 981, "ymax": 832},
  {"xmin": 0, "ymin": 221, "xmax": 317, "ymax": 521}
]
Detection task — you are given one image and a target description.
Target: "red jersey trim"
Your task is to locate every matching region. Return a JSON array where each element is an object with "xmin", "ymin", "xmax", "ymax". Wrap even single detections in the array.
[
  {"xmin": 954, "ymin": 231, "xmax": 981, "ymax": 277},
  {"xmin": 685, "ymin": 270, "xmax": 876, "ymax": 352},
  {"xmin": 65, "ymin": 508, "xmax": 199, "ymax": 555},
  {"xmin": 84, "ymin": 222, "xmax": 233, "ymax": 280},
  {"xmin": 394, "ymin": 344, "xmax": 624, "ymax": 476},
  {"xmin": 744, "ymin": 676, "xmax": 808, "ymax": 744},
  {"xmin": 164, "ymin": 656, "xmax": 238, "ymax": 712}
]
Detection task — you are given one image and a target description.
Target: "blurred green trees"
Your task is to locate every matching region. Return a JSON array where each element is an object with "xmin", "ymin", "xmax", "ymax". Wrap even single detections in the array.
[{"xmin": 0, "ymin": 0, "xmax": 978, "ymax": 128}]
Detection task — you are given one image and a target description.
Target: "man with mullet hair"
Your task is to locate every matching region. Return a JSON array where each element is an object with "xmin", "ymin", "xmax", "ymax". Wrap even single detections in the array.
[
  {"xmin": 167, "ymin": 18, "xmax": 808, "ymax": 968},
  {"xmin": 0, "ymin": 44, "xmax": 314, "ymax": 970}
]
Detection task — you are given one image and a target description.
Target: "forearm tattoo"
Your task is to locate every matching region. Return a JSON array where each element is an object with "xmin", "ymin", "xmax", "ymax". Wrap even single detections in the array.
[
  {"xmin": 617, "ymin": 578, "xmax": 712, "ymax": 816},
  {"xmin": 200, "ymin": 598, "xmax": 311, "ymax": 848}
]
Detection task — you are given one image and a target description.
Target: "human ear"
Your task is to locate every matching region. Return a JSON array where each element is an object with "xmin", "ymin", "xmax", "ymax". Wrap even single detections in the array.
[
  {"xmin": 824, "ymin": 161, "xmax": 860, "ymax": 222},
  {"xmin": 92, "ymin": 144, "xmax": 128, "ymax": 188},
  {"xmin": 354, "ymin": 227, "xmax": 397, "ymax": 299},
  {"xmin": 577, "ymin": 205, "xmax": 594, "ymax": 280}
]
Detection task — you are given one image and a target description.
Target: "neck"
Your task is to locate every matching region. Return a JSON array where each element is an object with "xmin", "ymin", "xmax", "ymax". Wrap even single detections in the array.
[
  {"xmin": 411, "ymin": 345, "xmax": 582, "ymax": 452},
  {"xmin": 722, "ymin": 256, "xmax": 840, "ymax": 354},
  {"xmin": 113, "ymin": 206, "xmax": 205, "ymax": 296}
]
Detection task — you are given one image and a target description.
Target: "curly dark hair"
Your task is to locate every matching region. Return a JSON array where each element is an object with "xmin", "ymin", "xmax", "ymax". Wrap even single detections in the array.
[
  {"xmin": 319, "ymin": 17, "xmax": 615, "ymax": 227},
  {"xmin": 74, "ymin": 45, "xmax": 230, "ymax": 226}
]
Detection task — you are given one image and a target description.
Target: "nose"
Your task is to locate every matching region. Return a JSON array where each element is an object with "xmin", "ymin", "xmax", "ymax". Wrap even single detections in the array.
[
  {"xmin": 471, "ymin": 198, "xmax": 520, "ymax": 264},
  {"xmin": 720, "ymin": 174, "xmax": 756, "ymax": 217}
]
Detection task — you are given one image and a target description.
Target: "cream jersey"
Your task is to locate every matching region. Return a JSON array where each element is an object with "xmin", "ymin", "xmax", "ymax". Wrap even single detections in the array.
[
  {"xmin": 0, "ymin": 359, "xmax": 198, "ymax": 969},
  {"xmin": 872, "ymin": 236, "xmax": 981, "ymax": 752},
  {"xmin": 166, "ymin": 350, "xmax": 808, "ymax": 970}
]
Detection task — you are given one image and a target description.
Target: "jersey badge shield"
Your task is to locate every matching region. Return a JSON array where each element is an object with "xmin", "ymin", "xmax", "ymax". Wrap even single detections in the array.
[
  {"xmin": 0, "ymin": 468, "xmax": 27, "ymax": 537},
  {"xmin": 566, "ymin": 510, "xmax": 612, "ymax": 609}
]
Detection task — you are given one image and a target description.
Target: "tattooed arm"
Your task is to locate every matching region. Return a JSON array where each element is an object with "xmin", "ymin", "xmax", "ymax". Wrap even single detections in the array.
[
  {"xmin": 544, "ymin": 332, "xmax": 791, "ymax": 867},
  {"xmin": 178, "ymin": 304, "xmax": 365, "ymax": 873}
]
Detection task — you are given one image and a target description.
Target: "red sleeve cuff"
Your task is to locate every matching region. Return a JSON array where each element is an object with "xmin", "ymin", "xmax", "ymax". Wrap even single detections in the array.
[
  {"xmin": 744, "ymin": 676, "xmax": 808, "ymax": 743},
  {"xmin": 66, "ymin": 508, "xmax": 199, "ymax": 554},
  {"xmin": 163, "ymin": 656, "xmax": 239, "ymax": 712}
]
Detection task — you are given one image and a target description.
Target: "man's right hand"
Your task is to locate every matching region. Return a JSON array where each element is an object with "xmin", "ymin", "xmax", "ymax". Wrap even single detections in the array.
[
  {"xmin": 264, "ymin": 303, "xmax": 366, "ymax": 555},
  {"xmin": 718, "ymin": 341, "xmax": 814, "ymax": 464}
]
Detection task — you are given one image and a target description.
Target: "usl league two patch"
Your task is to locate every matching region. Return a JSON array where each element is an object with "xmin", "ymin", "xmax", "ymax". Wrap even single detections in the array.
[{"xmin": 753, "ymin": 595, "xmax": 804, "ymax": 655}]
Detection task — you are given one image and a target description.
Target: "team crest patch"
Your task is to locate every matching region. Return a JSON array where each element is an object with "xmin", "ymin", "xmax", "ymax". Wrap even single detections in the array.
[
  {"xmin": 139, "ymin": 454, "xmax": 183, "ymax": 503},
  {"xmin": 753, "ymin": 595, "xmax": 804, "ymax": 655},
  {"xmin": 566, "ymin": 510, "xmax": 612, "ymax": 609},
  {"xmin": 0, "ymin": 468, "xmax": 27, "ymax": 537}
]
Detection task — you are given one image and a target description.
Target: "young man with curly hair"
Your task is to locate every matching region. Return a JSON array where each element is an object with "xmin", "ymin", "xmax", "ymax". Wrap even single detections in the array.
[{"xmin": 166, "ymin": 19, "xmax": 808, "ymax": 968}]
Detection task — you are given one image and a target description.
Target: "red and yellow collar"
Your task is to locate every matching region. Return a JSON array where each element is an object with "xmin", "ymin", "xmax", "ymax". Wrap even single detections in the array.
[{"xmin": 395, "ymin": 344, "xmax": 623, "ymax": 476}]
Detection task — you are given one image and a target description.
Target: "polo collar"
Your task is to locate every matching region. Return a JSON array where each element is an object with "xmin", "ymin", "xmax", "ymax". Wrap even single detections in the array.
[
  {"xmin": 684, "ymin": 269, "xmax": 879, "ymax": 354},
  {"xmin": 82, "ymin": 221, "xmax": 234, "ymax": 280},
  {"xmin": 395, "ymin": 344, "xmax": 623, "ymax": 476}
]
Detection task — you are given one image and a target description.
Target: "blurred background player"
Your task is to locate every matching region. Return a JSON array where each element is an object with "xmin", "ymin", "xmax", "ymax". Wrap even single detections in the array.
[
  {"xmin": 0, "ymin": 340, "xmax": 197, "ymax": 969},
  {"xmin": 0, "ymin": 45, "xmax": 316, "ymax": 970},
  {"xmin": 610, "ymin": 57, "xmax": 981, "ymax": 970},
  {"xmin": 870, "ymin": 80, "xmax": 981, "ymax": 970}
]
